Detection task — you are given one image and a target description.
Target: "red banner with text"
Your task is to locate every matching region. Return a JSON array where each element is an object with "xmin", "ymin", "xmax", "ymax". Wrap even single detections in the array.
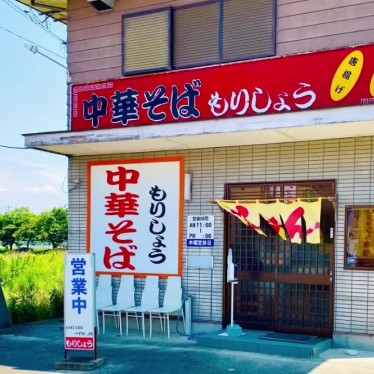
[{"xmin": 71, "ymin": 45, "xmax": 374, "ymax": 132}]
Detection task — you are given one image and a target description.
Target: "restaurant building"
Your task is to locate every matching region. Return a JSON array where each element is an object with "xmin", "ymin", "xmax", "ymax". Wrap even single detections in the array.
[{"xmin": 22, "ymin": 0, "xmax": 374, "ymax": 349}]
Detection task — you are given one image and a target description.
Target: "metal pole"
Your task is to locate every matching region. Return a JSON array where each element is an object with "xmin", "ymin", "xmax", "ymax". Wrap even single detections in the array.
[
  {"xmin": 94, "ymin": 326, "xmax": 98, "ymax": 360},
  {"xmin": 29, "ymin": 46, "xmax": 67, "ymax": 70},
  {"xmin": 230, "ymin": 282, "xmax": 234, "ymax": 327},
  {"xmin": 24, "ymin": 44, "xmax": 70, "ymax": 129}
]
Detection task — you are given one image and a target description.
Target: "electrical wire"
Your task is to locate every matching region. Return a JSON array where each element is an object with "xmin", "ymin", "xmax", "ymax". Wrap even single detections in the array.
[
  {"xmin": 3, "ymin": 0, "xmax": 65, "ymax": 43},
  {"xmin": 0, "ymin": 2, "xmax": 68, "ymax": 197},
  {"xmin": 1, "ymin": 0, "xmax": 66, "ymax": 44},
  {"xmin": 0, "ymin": 144, "xmax": 27, "ymax": 150},
  {"xmin": 0, "ymin": 25, "xmax": 66, "ymax": 60},
  {"xmin": 61, "ymin": 169, "xmax": 69, "ymax": 193},
  {"xmin": 176, "ymin": 302, "xmax": 188, "ymax": 336},
  {"xmin": 0, "ymin": 144, "xmax": 70, "ymax": 198}
]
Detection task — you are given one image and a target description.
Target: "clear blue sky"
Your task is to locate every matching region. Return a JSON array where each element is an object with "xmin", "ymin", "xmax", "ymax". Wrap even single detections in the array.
[{"xmin": 0, "ymin": 0, "xmax": 68, "ymax": 213}]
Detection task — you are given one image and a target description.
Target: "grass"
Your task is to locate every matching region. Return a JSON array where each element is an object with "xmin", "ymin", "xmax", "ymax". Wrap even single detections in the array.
[{"xmin": 0, "ymin": 250, "xmax": 65, "ymax": 324}]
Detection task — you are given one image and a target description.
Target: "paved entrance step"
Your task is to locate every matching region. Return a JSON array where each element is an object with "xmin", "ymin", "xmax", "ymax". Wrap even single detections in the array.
[{"xmin": 195, "ymin": 330, "xmax": 332, "ymax": 358}]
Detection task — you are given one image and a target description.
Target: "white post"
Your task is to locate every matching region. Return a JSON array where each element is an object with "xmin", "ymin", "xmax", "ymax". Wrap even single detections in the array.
[{"xmin": 226, "ymin": 248, "xmax": 243, "ymax": 336}]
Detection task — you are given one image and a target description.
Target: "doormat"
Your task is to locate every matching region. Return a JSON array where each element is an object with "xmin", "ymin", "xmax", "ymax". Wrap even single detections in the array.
[{"xmin": 260, "ymin": 332, "xmax": 318, "ymax": 344}]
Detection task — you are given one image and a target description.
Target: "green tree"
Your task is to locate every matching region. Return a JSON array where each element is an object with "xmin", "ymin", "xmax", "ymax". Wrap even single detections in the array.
[
  {"xmin": 0, "ymin": 208, "xmax": 36, "ymax": 250},
  {"xmin": 14, "ymin": 210, "xmax": 38, "ymax": 248},
  {"xmin": 37, "ymin": 207, "xmax": 68, "ymax": 249}
]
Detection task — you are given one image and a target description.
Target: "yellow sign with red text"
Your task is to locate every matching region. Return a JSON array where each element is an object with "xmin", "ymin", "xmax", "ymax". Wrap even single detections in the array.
[{"xmin": 330, "ymin": 50, "xmax": 364, "ymax": 101}]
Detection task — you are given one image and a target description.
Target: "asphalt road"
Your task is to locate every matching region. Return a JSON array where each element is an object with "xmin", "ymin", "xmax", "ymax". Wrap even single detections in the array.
[{"xmin": 1, "ymin": 319, "xmax": 374, "ymax": 374}]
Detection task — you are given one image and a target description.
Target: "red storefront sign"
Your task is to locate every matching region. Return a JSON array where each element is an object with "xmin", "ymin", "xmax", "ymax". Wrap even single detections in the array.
[
  {"xmin": 65, "ymin": 337, "xmax": 94, "ymax": 350},
  {"xmin": 71, "ymin": 45, "xmax": 374, "ymax": 132}
]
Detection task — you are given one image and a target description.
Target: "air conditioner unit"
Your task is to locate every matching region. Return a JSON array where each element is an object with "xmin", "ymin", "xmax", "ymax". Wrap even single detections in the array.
[{"xmin": 87, "ymin": 0, "xmax": 114, "ymax": 12}]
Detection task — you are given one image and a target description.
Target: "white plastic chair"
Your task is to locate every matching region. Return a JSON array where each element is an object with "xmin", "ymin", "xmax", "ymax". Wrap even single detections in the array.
[
  {"xmin": 95, "ymin": 274, "xmax": 112, "ymax": 335},
  {"xmin": 101, "ymin": 275, "xmax": 137, "ymax": 336},
  {"xmin": 149, "ymin": 276, "xmax": 184, "ymax": 338},
  {"xmin": 124, "ymin": 275, "xmax": 159, "ymax": 338}
]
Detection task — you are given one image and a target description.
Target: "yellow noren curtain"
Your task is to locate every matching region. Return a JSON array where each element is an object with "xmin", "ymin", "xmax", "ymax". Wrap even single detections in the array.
[
  {"xmin": 258, "ymin": 201, "xmax": 287, "ymax": 240},
  {"xmin": 216, "ymin": 198, "xmax": 322, "ymax": 244},
  {"xmin": 216, "ymin": 201, "xmax": 265, "ymax": 236},
  {"xmin": 300, "ymin": 198, "xmax": 322, "ymax": 244}
]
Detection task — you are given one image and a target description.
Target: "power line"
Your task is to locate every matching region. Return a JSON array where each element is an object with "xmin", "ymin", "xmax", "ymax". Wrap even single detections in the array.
[
  {"xmin": 25, "ymin": 44, "xmax": 67, "ymax": 69},
  {"xmin": 1, "ymin": 0, "xmax": 66, "ymax": 45},
  {"xmin": 0, "ymin": 144, "xmax": 27, "ymax": 150},
  {"xmin": 0, "ymin": 25, "xmax": 66, "ymax": 60},
  {"xmin": 3, "ymin": 0, "xmax": 65, "ymax": 44}
]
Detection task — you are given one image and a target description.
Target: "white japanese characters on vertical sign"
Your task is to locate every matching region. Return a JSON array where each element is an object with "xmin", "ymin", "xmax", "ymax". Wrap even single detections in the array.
[
  {"xmin": 187, "ymin": 215, "xmax": 215, "ymax": 247},
  {"xmin": 88, "ymin": 158, "xmax": 184, "ymax": 276},
  {"xmin": 64, "ymin": 254, "xmax": 95, "ymax": 351}
]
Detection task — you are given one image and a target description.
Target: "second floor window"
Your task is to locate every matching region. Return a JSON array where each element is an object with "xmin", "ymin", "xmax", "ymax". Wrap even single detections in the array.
[{"xmin": 122, "ymin": 0, "xmax": 276, "ymax": 76}]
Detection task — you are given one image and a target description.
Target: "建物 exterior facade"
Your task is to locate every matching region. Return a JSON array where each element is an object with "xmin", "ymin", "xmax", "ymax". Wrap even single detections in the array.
[{"xmin": 24, "ymin": 0, "xmax": 374, "ymax": 349}]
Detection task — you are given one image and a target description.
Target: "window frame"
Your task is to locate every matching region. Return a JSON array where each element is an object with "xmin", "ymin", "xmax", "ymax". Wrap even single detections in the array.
[
  {"xmin": 171, "ymin": 0, "xmax": 221, "ymax": 70},
  {"xmin": 122, "ymin": 0, "xmax": 276, "ymax": 76},
  {"xmin": 344, "ymin": 205, "xmax": 374, "ymax": 270},
  {"xmin": 122, "ymin": 7, "xmax": 172, "ymax": 76},
  {"xmin": 220, "ymin": 0, "xmax": 277, "ymax": 64}
]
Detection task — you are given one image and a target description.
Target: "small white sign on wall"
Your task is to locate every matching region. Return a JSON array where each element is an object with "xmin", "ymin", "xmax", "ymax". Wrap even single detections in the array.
[
  {"xmin": 64, "ymin": 254, "xmax": 95, "ymax": 351},
  {"xmin": 187, "ymin": 215, "xmax": 215, "ymax": 247}
]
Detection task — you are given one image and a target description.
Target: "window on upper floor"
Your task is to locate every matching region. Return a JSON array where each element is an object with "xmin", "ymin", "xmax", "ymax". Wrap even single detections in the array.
[
  {"xmin": 122, "ymin": 0, "xmax": 276, "ymax": 76},
  {"xmin": 122, "ymin": 8, "xmax": 171, "ymax": 75}
]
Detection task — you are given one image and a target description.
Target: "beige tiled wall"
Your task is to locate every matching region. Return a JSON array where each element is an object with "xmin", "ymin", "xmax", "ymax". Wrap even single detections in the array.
[{"xmin": 69, "ymin": 136, "xmax": 374, "ymax": 332}]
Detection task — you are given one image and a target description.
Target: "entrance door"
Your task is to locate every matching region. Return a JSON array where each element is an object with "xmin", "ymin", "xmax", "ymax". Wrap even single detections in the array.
[{"xmin": 224, "ymin": 181, "xmax": 335, "ymax": 337}]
